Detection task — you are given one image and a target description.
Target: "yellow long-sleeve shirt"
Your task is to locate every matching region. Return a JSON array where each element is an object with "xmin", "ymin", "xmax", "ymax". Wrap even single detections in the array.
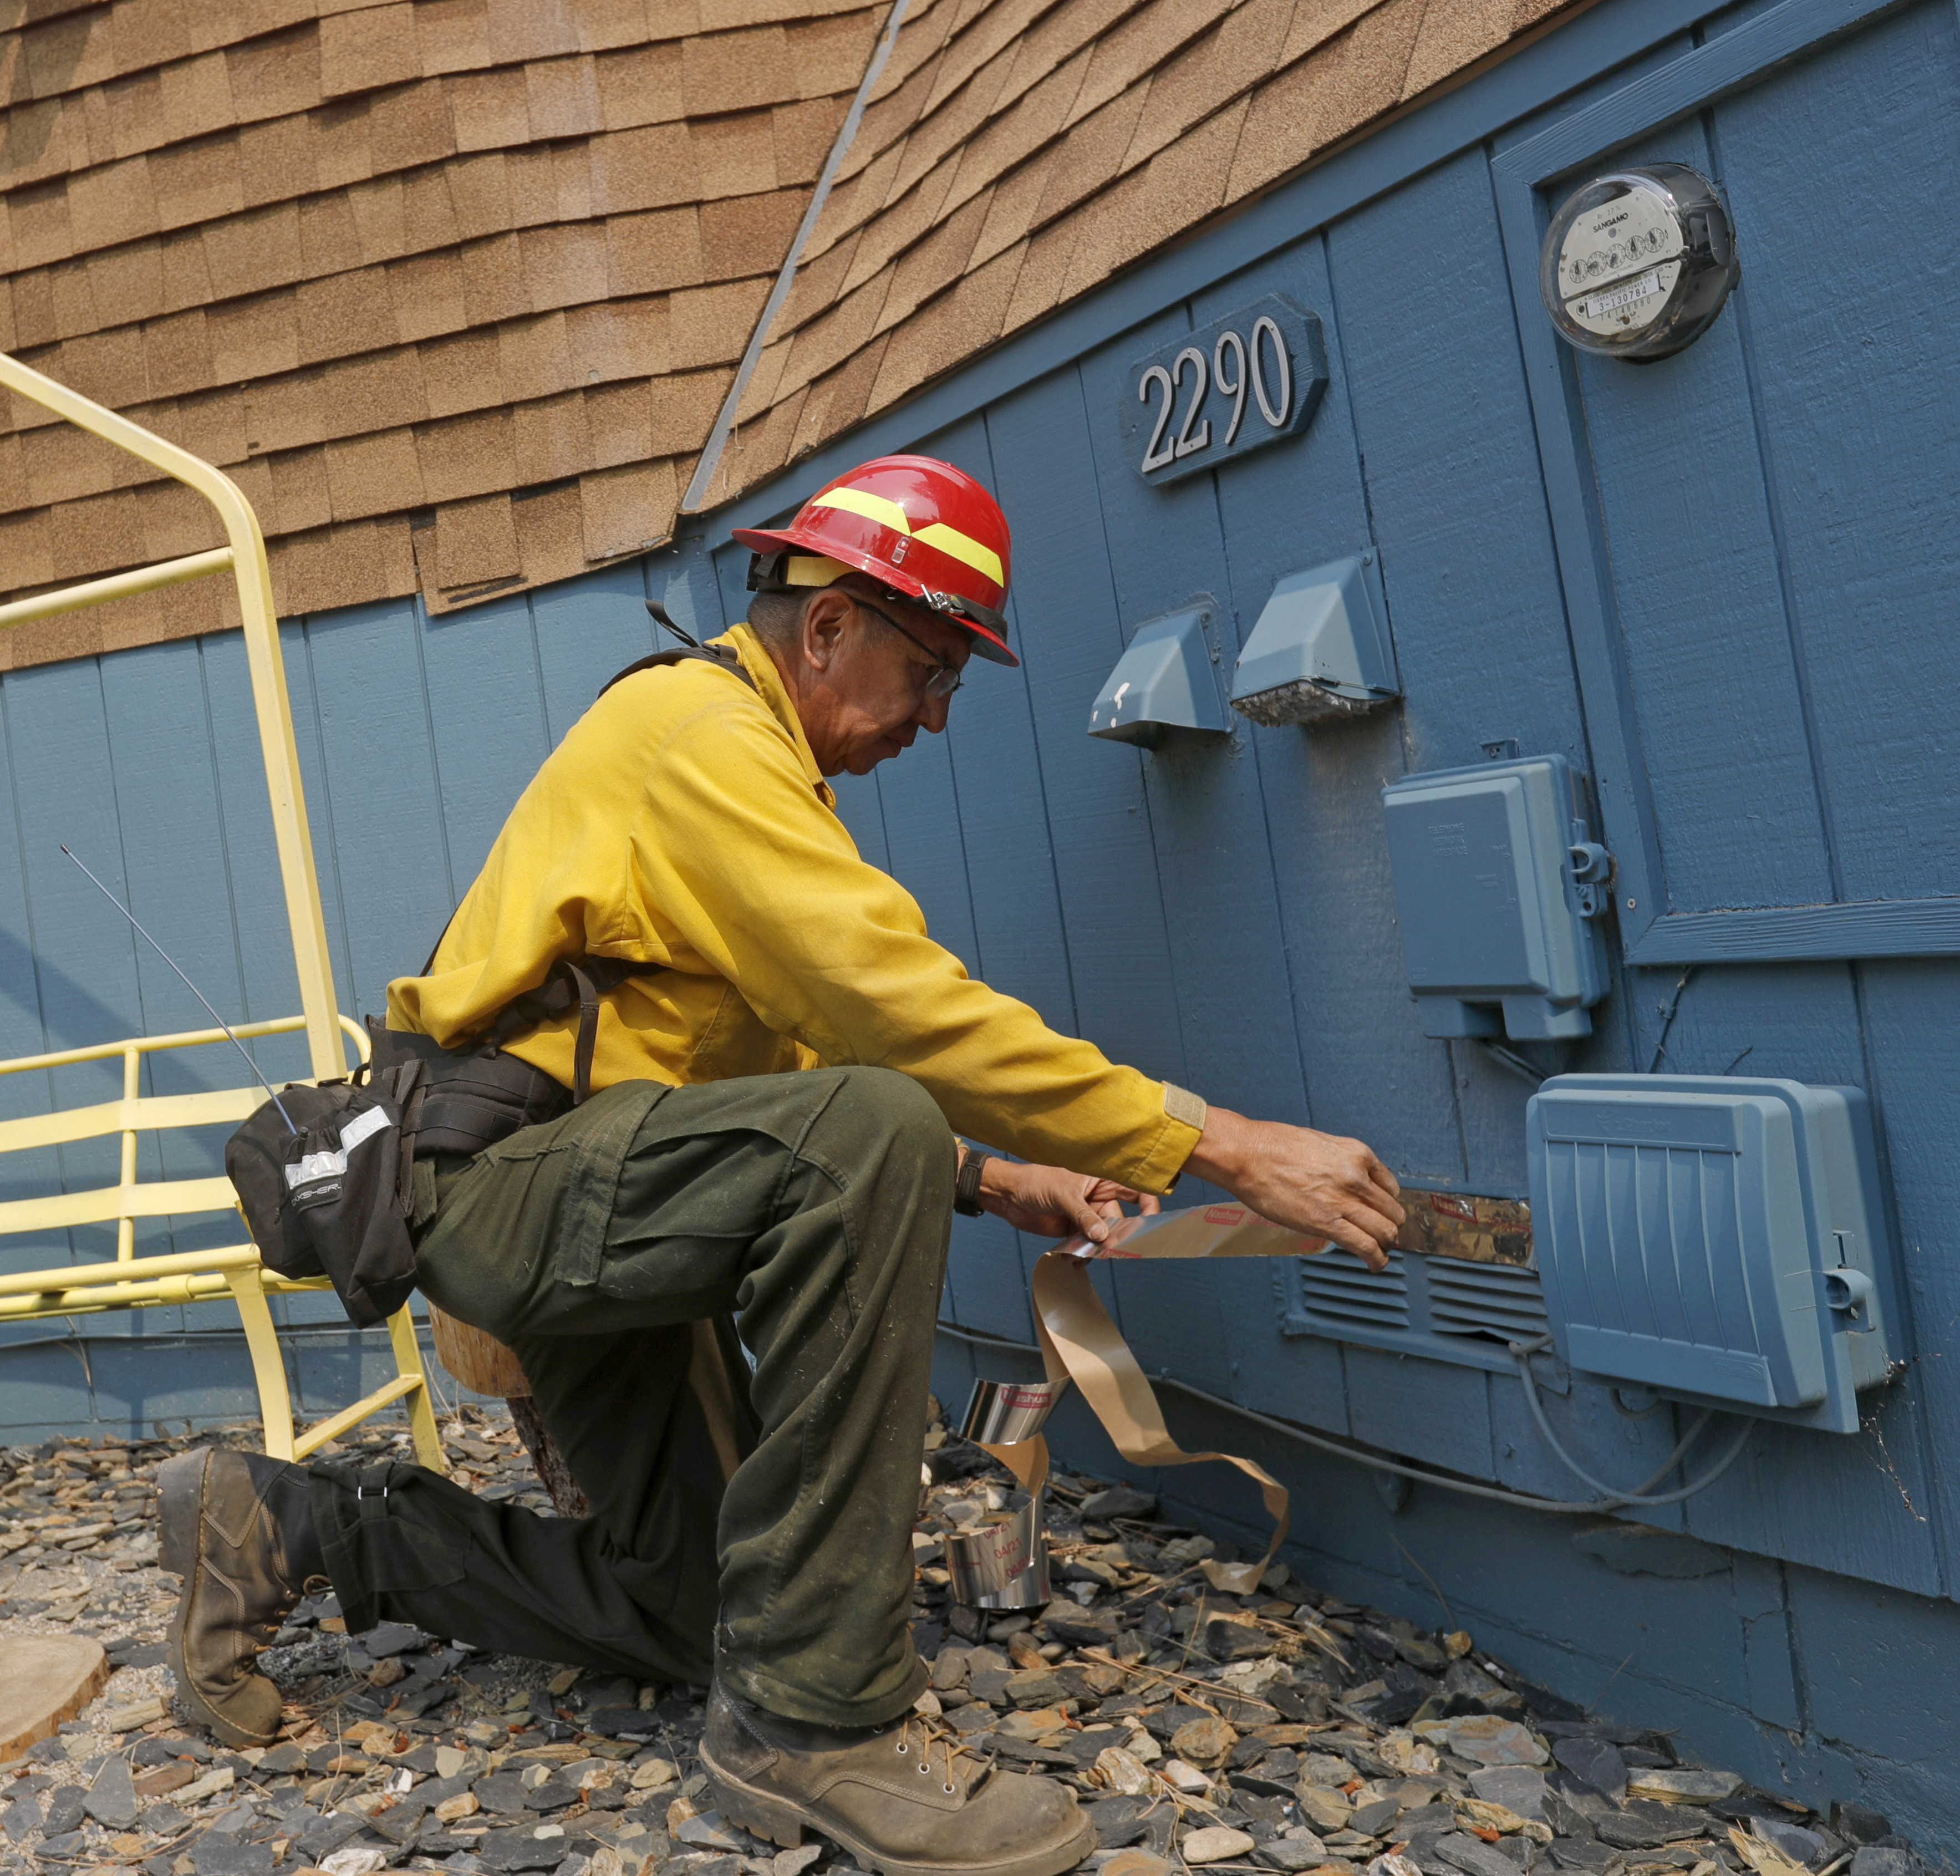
[{"xmin": 386, "ymin": 624, "xmax": 1203, "ymax": 1194}]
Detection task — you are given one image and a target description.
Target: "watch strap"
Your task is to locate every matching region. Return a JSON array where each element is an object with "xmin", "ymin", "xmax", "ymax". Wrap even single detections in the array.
[{"xmin": 954, "ymin": 1148, "xmax": 989, "ymax": 1217}]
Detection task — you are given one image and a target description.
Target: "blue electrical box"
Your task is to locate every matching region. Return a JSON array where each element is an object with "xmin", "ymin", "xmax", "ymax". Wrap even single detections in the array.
[
  {"xmin": 1527, "ymin": 1075, "xmax": 1900, "ymax": 1435},
  {"xmin": 1381, "ymin": 753, "xmax": 1613, "ymax": 1040}
]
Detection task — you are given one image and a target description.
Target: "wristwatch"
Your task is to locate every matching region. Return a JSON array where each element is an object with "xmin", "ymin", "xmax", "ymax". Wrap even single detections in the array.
[{"xmin": 954, "ymin": 1147, "xmax": 990, "ymax": 1217}]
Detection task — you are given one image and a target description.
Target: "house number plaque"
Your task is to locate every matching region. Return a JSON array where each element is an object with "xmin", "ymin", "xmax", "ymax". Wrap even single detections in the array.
[{"xmin": 1121, "ymin": 293, "xmax": 1328, "ymax": 487}]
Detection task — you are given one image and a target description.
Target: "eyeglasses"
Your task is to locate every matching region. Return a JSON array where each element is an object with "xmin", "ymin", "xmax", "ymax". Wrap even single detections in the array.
[{"xmin": 852, "ymin": 597, "xmax": 964, "ymax": 699}]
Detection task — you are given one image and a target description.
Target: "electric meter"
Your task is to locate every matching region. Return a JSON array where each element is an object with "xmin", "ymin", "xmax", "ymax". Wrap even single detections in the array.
[{"xmin": 1539, "ymin": 164, "xmax": 1738, "ymax": 361}]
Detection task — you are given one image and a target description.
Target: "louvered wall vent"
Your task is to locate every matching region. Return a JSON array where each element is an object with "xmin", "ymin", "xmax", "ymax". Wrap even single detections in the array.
[{"xmin": 1280, "ymin": 1248, "xmax": 1547, "ymax": 1374}]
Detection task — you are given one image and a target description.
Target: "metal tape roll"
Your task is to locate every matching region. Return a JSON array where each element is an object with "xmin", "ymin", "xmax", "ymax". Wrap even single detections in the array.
[{"xmin": 942, "ymin": 1488, "xmax": 1050, "ymax": 1609}]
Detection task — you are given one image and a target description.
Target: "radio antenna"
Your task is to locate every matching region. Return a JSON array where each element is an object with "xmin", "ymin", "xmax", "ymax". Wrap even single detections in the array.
[{"xmin": 59, "ymin": 845, "xmax": 297, "ymax": 1132}]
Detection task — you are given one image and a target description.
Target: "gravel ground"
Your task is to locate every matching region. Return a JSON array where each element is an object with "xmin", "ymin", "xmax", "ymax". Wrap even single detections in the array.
[{"xmin": 0, "ymin": 1405, "xmax": 1938, "ymax": 1876}]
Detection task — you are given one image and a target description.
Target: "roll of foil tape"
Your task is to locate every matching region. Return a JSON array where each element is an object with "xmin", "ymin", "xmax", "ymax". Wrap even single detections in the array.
[{"xmin": 942, "ymin": 1488, "xmax": 1050, "ymax": 1609}]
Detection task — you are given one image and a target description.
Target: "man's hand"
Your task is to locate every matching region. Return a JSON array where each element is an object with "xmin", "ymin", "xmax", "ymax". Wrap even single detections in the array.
[
  {"xmin": 971, "ymin": 1155, "xmax": 1161, "ymax": 1243},
  {"xmin": 1185, "ymin": 1107, "xmax": 1404, "ymax": 1269}
]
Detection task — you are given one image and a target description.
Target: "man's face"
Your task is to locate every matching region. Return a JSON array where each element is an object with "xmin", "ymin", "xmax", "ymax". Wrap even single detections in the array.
[{"xmin": 788, "ymin": 581, "xmax": 976, "ymax": 777}]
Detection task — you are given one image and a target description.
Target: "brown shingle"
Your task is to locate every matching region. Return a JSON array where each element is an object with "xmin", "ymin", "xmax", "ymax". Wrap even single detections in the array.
[
  {"xmin": 698, "ymin": 187, "xmax": 803, "ymax": 282},
  {"xmin": 245, "ymin": 366, "xmax": 325, "ymax": 454},
  {"xmin": 589, "ymin": 121, "xmax": 700, "ymax": 213},
  {"xmin": 643, "ymin": 363, "xmax": 726, "ymax": 456},
  {"xmin": 683, "ymin": 24, "xmax": 792, "ymax": 116},
  {"xmin": 23, "ymin": 418, "xmax": 120, "ymax": 506},
  {"xmin": 526, "ymin": 52, "xmax": 603, "ymax": 139},
  {"xmin": 9, "ymin": 177, "xmax": 74, "ymax": 271},
  {"xmin": 148, "ymin": 131, "xmax": 241, "ymax": 231},
  {"xmin": 388, "ymin": 246, "xmax": 466, "ymax": 340},
  {"xmin": 158, "ymin": 49, "xmax": 238, "ymax": 146},
  {"xmin": 510, "ymin": 476, "xmax": 585, "ymax": 584},
  {"xmin": 49, "ymin": 485, "xmax": 143, "ymax": 578},
  {"xmin": 156, "ymin": 225, "xmax": 212, "ymax": 309},
  {"xmin": 579, "ymin": 455, "xmax": 675, "ymax": 562},
  {"xmin": 370, "ymin": 74, "xmax": 457, "ymax": 170},
  {"xmin": 57, "ymin": 322, "xmax": 149, "ymax": 405},
  {"xmin": 565, "ymin": 293, "xmax": 667, "ymax": 380},
  {"xmin": 583, "ymin": 375, "xmax": 653, "ymax": 465},
  {"xmin": 605, "ymin": 205, "xmax": 704, "ymax": 294},
  {"xmin": 319, "ymin": 3, "xmax": 420, "ymax": 101},
  {"xmin": 348, "ymin": 172, "xmax": 411, "ymax": 261},
  {"xmin": 505, "ymin": 144, "xmax": 562, "ymax": 225},
  {"xmin": 459, "ymin": 228, "xmax": 527, "ymax": 322},
  {"xmin": 0, "ymin": 432, "xmax": 27, "ymax": 512},
  {"xmin": 235, "ymin": 113, "xmax": 319, "ymax": 206},
  {"xmin": 790, "ymin": 8, "xmax": 883, "ymax": 98},
  {"xmin": 419, "ymin": 326, "xmax": 500, "ymax": 416},
  {"xmin": 225, "ymin": 22, "xmax": 323, "ymax": 120},
  {"xmin": 325, "ymin": 424, "xmax": 424, "ymax": 517},
  {"xmin": 1121, "ymin": 0, "xmax": 1289, "ymax": 170},
  {"xmin": 497, "ymin": 308, "xmax": 576, "ymax": 403},
  {"xmin": 568, "ymin": 0, "xmax": 651, "ymax": 54},
  {"xmin": 205, "ymin": 292, "xmax": 299, "ymax": 385},
  {"xmin": 138, "ymin": 476, "xmax": 224, "ymax": 558},
  {"xmin": 512, "ymin": 387, "xmax": 590, "ymax": 483},
  {"xmin": 9, "ymin": 270, "xmax": 58, "ymax": 349},
  {"xmin": 297, "ymin": 264, "xmax": 400, "ymax": 363},
  {"xmin": 145, "ymin": 303, "xmax": 218, "ymax": 393},
  {"xmin": 299, "ymin": 191, "xmax": 366, "ymax": 277},
  {"xmin": 693, "ymin": 108, "xmax": 780, "ymax": 198},
  {"xmin": 160, "ymin": 383, "xmax": 246, "ymax": 467},
  {"xmin": 449, "ymin": 64, "xmax": 528, "ymax": 151},
  {"xmin": 69, "ymin": 150, "xmax": 161, "ymax": 248},
  {"xmin": 519, "ymin": 220, "xmax": 608, "ymax": 309},
  {"xmin": 109, "ymin": 4, "xmax": 194, "ymax": 83},
  {"xmin": 1401, "ymin": 0, "xmax": 1515, "ymax": 98},
  {"xmin": 319, "ymin": 345, "xmax": 428, "ymax": 438},
  {"xmin": 415, "ymin": 0, "xmax": 492, "ymax": 76},
  {"xmin": 668, "ymin": 273, "xmax": 769, "ymax": 372},
  {"xmin": 0, "ymin": 511, "xmax": 54, "ymax": 599},
  {"xmin": 434, "ymin": 488, "xmax": 520, "ymax": 587},
  {"xmin": 269, "ymin": 441, "xmax": 332, "ymax": 531},
  {"xmin": 309, "ymin": 91, "xmax": 376, "ymax": 190},
  {"xmin": 594, "ymin": 40, "xmax": 684, "ymax": 132},
  {"xmin": 768, "ymin": 93, "xmax": 847, "ymax": 186},
  {"xmin": 415, "ymin": 402, "xmax": 517, "ymax": 500},
  {"xmin": 553, "ymin": 139, "xmax": 595, "ymax": 220},
  {"xmin": 1027, "ymin": 81, "xmax": 1147, "ymax": 228},
  {"xmin": 201, "ymin": 199, "xmax": 302, "ymax": 295}
]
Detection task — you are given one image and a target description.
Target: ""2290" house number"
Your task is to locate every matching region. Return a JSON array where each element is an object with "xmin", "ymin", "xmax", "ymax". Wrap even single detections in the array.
[{"xmin": 1121, "ymin": 294, "xmax": 1328, "ymax": 486}]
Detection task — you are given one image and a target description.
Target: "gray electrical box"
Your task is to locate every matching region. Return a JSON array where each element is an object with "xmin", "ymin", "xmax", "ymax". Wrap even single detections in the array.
[
  {"xmin": 1381, "ymin": 753, "xmax": 1612, "ymax": 1040},
  {"xmin": 1528, "ymin": 1075, "xmax": 1899, "ymax": 1434}
]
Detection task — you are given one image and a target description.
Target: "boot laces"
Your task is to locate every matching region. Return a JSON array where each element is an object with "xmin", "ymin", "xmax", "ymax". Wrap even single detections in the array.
[{"xmin": 890, "ymin": 1715, "xmax": 976, "ymax": 1797}]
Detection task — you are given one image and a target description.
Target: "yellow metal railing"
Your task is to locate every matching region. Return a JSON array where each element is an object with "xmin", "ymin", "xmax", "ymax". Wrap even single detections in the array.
[{"xmin": 0, "ymin": 353, "xmax": 441, "ymax": 1468}]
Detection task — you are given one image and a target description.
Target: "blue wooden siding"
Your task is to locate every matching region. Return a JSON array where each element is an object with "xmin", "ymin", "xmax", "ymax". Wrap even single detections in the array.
[{"xmin": 4, "ymin": 0, "xmax": 1960, "ymax": 1833}]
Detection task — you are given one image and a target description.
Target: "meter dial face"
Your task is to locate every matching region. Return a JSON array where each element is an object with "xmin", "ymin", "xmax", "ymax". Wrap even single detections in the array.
[
  {"xmin": 1538, "ymin": 164, "xmax": 1738, "ymax": 361},
  {"xmin": 1557, "ymin": 186, "xmax": 1683, "ymax": 335}
]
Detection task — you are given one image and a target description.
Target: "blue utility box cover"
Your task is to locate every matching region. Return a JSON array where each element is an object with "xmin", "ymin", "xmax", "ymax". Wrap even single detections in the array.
[
  {"xmin": 1229, "ymin": 552, "xmax": 1399, "ymax": 726},
  {"xmin": 1527, "ymin": 1075, "xmax": 1899, "ymax": 1435},
  {"xmin": 1088, "ymin": 606, "xmax": 1230, "ymax": 747},
  {"xmin": 1381, "ymin": 753, "xmax": 1611, "ymax": 1040}
]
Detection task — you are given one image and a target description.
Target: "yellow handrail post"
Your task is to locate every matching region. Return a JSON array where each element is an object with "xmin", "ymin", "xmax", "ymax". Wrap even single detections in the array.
[
  {"xmin": 224, "ymin": 1263, "xmax": 298, "ymax": 1462},
  {"xmin": 0, "ymin": 352, "xmax": 345, "ymax": 1081},
  {"xmin": 388, "ymin": 1307, "xmax": 445, "ymax": 1470}
]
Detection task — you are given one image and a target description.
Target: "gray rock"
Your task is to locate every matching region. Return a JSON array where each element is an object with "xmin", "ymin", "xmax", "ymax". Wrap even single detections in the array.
[
  {"xmin": 1, "ymin": 1797, "xmax": 42, "ymax": 1843},
  {"xmin": 475, "ymin": 1775, "xmax": 534, "ymax": 1817},
  {"xmin": 141, "ymin": 1803, "xmax": 191, "ymax": 1836},
  {"xmin": 1547, "ymin": 1845, "xmax": 1619, "ymax": 1874},
  {"xmin": 523, "ymin": 1781, "xmax": 581, "ymax": 1812},
  {"xmin": 1434, "ymin": 1833, "xmax": 1529, "ymax": 1876},
  {"xmin": 1080, "ymin": 1485, "xmax": 1158, "ymax": 1520},
  {"xmin": 41, "ymin": 1789, "xmax": 85, "ymax": 1838},
  {"xmin": 1594, "ymin": 1802, "xmax": 1709, "ymax": 1850},
  {"xmin": 1258, "ymin": 1841, "xmax": 1329, "ymax": 1872},
  {"xmin": 1352, "ymin": 1799, "xmax": 1405, "ymax": 1838},
  {"xmin": 1832, "ymin": 1806, "xmax": 1892, "ymax": 1848},
  {"xmin": 1851, "ymin": 1851, "xmax": 1923, "ymax": 1876},
  {"xmin": 82, "ymin": 1759, "xmax": 139, "ymax": 1831},
  {"xmin": 360, "ymin": 1620, "xmax": 428, "ymax": 1656},
  {"xmin": 191, "ymin": 1843, "xmax": 276, "ymax": 1876},
  {"xmin": 369, "ymin": 1798, "xmax": 433, "ymax": 1845},
  {"xmin": 478, "ymin": 1829, "xmax": 571, "ymax": 1872},
  {"xmin": 1468, "ymin": 1768, "xmax": 1547, "ymax": 1822},
  {"xmin": 1551, "ymin": 1739, "xmax": 1626, "ymax": 1802},
  {"xmin": 1753, "ymin": 1822, "xmax": 1827, "ymax": 1866}
]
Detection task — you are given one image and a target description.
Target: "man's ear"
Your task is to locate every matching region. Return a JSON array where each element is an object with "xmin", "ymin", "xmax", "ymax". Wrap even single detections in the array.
[{"xmin": 800, "ymin": 587, "xmax": 853, "ymax": 673}]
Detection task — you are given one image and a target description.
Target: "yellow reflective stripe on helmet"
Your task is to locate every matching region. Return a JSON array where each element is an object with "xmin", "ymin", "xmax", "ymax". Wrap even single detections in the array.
[
  {"xmin": 811, "ymin": 485, "xmax": 1004, "ymax": 591},
  {"xmin": 813, "ymin": 485, "xmax": 913, "ymax": 535},
  {"xmin": 914, "ymin": 522, "xmax": 1004, "ymax": 588},
  {"xmin": 785, "ymin": 554, "xmax": 852, "ymax": 586}
]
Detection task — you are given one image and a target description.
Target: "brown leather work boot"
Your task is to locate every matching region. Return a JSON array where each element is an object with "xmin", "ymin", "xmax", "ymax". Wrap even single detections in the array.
[
  {"xmin": 701, "ymin": 1684, "xmax": 1096, "ymax": 1876},
  {"xmin": 159, "ymin": 1446, "xmax": 324, "ymax": 1747}
]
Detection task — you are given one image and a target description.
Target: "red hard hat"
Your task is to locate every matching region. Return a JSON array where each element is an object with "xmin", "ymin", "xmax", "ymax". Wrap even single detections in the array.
[{"xmin": 731, "ymin": 454, "xmax": 1016, "ymax": 666}]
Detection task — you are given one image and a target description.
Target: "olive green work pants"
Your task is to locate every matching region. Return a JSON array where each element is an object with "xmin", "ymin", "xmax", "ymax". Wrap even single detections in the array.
[{"xmin": 307, "ymin": 1066, "xmax": 955, "ymax": 1728}]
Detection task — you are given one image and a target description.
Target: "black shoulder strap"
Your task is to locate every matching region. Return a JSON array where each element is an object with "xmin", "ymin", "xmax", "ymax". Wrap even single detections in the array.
[{"xmin": 600, "ymin": 642, "xmax": 757, "ymax": 698}]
